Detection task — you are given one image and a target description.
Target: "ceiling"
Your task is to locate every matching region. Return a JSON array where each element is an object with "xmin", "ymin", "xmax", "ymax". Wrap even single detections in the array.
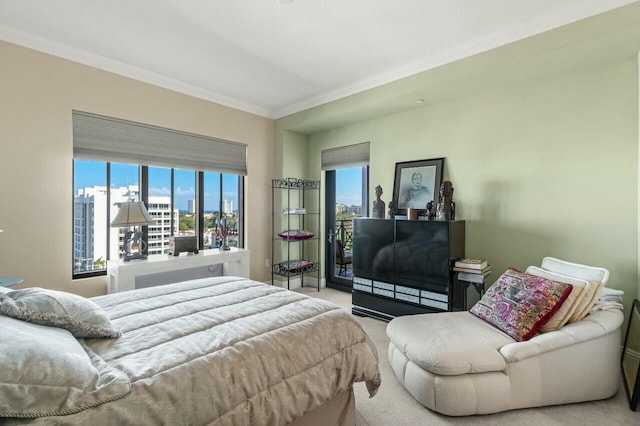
[{"xmin": 0, "ymin": 0, "xmax": 637, "ymax": 119}]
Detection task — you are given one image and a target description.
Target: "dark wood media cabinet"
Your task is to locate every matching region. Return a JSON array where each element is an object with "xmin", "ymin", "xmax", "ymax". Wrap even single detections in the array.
[{"xmin": 351, "ymin": 218, "xmax": 465, "ymax": 320}]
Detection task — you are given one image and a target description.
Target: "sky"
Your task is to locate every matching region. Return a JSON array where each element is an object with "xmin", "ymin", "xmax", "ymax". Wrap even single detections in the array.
[
  {"xmin": 335, "ymin": 167, "xmax": 362, "ymax": 206},
  {"xmin": 74, "ymin": 161, "xmax": 238, "ymax": 212}
]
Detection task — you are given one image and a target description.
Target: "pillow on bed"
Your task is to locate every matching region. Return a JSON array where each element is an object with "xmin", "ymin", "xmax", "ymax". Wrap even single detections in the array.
[
  {"xmin": 0, "ymin": 315, "xmax": 130, "ymax": 418},
  {"xmin": 470, "ymin": 268, "xmax": 573, "ymax": 341},
  {"xmin": 525, "ymin": 266, "xmax": 588, "ymax": 331},
  {"xmin": 0, "ymin": 287, "xmax": 121, "ymax": 338}
]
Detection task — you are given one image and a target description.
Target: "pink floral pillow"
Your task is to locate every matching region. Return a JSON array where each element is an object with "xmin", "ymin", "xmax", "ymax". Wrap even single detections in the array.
[{"xmin": 470, "ymin": 268, "xmax": 573, "ymax": 341}]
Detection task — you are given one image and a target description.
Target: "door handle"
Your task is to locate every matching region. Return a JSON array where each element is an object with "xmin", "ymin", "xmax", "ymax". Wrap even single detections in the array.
[{"xmin": 328, "ymin": 228, "xmax": 334, "ymax": 244}]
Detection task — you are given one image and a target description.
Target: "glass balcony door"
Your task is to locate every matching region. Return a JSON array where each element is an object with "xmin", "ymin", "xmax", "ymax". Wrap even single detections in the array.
[{"xmin": 325, "ymin": 166, "xmax": 368, "ymax": 292}]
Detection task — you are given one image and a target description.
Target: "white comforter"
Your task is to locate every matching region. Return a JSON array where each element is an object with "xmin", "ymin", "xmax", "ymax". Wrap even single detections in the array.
[{"xmin": 8, "ymin": 276, "xmax": 380, "ymax": 425}]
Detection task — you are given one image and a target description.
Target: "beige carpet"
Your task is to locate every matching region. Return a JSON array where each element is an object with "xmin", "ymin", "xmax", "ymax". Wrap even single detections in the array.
[{"xmin": 295, "ymin": 286, "xmax": 640, "ymax": 426}]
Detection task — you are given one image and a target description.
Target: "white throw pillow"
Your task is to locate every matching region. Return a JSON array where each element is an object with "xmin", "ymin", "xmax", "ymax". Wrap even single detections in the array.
[
  {"xmin": 0, "ymin": 287, "xmax": 121, "ymax": 338},
  {"xmin": 573, "ymin": 281, "xmax": 604, "ymax": 321},
  {"xmin": 525, "ymin": 266, "xmax": 588, "ymax": 330}
]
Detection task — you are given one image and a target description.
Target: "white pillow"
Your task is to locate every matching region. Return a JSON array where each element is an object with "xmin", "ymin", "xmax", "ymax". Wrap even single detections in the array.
[
  {"xmin": 0, "ymin": 287, "xmax": 121, "ymax": 338},
  {"xmin": 540, "ymin": 257, "xmax": 609, "ymax": 285},
  {"xmin": 539, "ymin": 257, "xmax": 609, "ymax": 322},
  {"xmin": 0, "ymin": 316, "xmax": 130, "ymax": 418},
  {"xmin": 525, "ymin": 266, "xmax": 588, "ymax": 330},
  {"xmin": 573, "ymin": 280, "xmax": 604, "ymax": 321}
]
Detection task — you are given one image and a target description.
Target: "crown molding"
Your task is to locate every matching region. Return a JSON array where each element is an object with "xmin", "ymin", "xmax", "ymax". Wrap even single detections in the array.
[{"xmin": 0, "ymin": 24, "xmax": 272, "ymax": 118}]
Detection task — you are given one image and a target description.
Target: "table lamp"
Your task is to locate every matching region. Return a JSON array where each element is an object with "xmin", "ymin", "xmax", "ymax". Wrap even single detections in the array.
[{"xmin": 111, "ymin": 201, "xmax": 155, "ymax": 261}]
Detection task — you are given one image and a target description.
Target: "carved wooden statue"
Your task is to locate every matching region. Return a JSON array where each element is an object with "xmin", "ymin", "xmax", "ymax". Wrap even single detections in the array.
[
  {"xmin": 426, "ymin": 200, "xmax": 435, "ymax": 219},
  {"xmin": 436, "ymin": 181, "xmax": 455, "ymax": 221},
  {"xmin": 387, "ymin": 201, "xmax": 396, "ymax": 220},
  {"xmin": 372, "ymin": 185, "xmax": 385, "ymax": 219}
]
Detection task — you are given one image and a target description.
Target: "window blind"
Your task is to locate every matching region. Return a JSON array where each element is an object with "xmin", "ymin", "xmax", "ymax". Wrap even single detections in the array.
[
  {"xmin": 321, "ymin": 142, "xmax": 370, "ymax": 170},
  {"xmin": 73, "ymin": 111, "xmax": 248, "ymax": 175}
]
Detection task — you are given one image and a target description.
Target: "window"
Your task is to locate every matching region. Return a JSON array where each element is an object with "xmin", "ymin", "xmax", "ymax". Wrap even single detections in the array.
[
  {"xmin": 203, "ymin": 172, "xmax": 221, "ymax": 248},
  {"xmin": 326, "ymin": 166, "xmax": 368, "ymax": 286},
  {"xmin": 148, "ymin": 166, "xmax": 174, "ymax": 255},
  {"xmin": 321, "ymin": 142, "xmax": 370, "ymax": 290},
  {"xmin": 72, "ymin": 111, "xmax": 247, "ymax": 279},
  {"xmin": 72, "ymin": 161, "xmax": 244, "ymax": 278},
  {"xmin": 222, "ymin": 174, "xmax": 241, "ymax": 249},
  {"xmin": 73, "ymin": 160, "xmax": 106, "ymax": 274},
  {"xmin": 174, "ymin": 169, "xmax": 196, "ymax": 237}
]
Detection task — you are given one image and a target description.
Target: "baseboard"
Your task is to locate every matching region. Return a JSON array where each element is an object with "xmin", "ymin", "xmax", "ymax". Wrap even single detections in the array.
[
  {"xmin": 624, "ymin": 347, "xmax": 640, "ymax": 361},
  {"xmin": 304, "ymin": 276, "xmax": 326, "ymax": 289}
]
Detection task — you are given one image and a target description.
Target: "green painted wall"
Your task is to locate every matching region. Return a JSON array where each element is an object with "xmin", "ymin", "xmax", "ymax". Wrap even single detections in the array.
[
  {"xmin": 275, "ymin": 129, "xmax": 309, "ymax": 181},
  {"xmin": 279, "ymin": 57, "xmax": 638, "ymax": 313}
]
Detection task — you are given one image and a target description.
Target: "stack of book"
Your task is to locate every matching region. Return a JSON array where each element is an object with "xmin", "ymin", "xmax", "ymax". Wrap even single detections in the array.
[{"xmin": 452, "ymin": 258, "xmax": 491, "ymax": 284}]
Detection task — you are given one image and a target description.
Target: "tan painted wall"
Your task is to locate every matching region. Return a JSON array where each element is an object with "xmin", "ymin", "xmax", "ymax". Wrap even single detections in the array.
[
  {"xmin": 279, "ymin": 57, "xmax": 639, "ymax": 315},
  {"xmin": 0, "ymin": 41, "xmax": 275, "ymax": 297}
]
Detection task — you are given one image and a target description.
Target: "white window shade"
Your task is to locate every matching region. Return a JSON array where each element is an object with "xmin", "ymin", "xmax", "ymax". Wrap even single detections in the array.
[
  {"xmin": 73, "ymin": 111, "xmax": 247, "ymax": 175},
  {"xmin": 321, "ymin": 142, "xmax": 370, "ymax": 170}
]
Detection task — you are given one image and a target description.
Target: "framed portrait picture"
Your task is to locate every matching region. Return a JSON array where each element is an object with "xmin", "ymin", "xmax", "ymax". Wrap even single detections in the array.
[{"xmin": 392, "ymin": 158, "xmax": 444, "ymax": 215}]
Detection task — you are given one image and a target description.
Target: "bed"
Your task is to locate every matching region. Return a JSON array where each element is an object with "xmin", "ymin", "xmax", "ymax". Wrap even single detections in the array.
[{"xmin": 0, "ymin": 276, "xmax": 380, "ymax": 425}]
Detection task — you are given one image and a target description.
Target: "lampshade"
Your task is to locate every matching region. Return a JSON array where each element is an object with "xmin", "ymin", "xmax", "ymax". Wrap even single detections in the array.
[{"xmin": 111, "ymin": 201, "xmax": 155, "ymax": 227}]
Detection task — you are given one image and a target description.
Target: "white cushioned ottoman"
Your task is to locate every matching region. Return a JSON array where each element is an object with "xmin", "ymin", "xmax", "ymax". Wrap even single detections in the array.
[
  {"xmin": 387, "ymin": 311, "xmax": 512, "ymax": 375},
  {"xmin": 387, "ymin": 311, "xmax": 517, "ymax": 415}
]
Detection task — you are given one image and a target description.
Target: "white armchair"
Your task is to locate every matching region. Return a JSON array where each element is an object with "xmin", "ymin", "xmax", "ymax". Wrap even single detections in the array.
[{"xmin": 387, "ymin": 257, "xmax": 624, "ymax": 416}]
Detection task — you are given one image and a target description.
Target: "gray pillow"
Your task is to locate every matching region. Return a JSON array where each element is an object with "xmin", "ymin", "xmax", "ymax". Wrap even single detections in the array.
[{"xmin": 0, "ymin": 287, "xmax": 121, "ymax": 338}]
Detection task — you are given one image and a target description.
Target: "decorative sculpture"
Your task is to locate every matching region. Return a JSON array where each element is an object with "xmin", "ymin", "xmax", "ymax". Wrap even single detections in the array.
[
  {"xmin": 216, "ymin": 216, "xmax": 231, "ymax": 250},
  {"xmin": 436, "ymin": 180, "xmax": 455, "ymax": 221},
  {"xmin": 387, "ymin": 201, "xmax": 396, "ymax": 220},
  {"xmin": 426, "ymin": 200, "xmax": 436, "ymax": 220},
  {"xmin": 372, "ymin": 185, "xmax": 385, "ymax": 219}
]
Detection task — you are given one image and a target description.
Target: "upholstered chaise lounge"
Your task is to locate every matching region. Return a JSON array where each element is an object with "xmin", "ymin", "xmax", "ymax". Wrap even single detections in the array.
[{"xmin": 386, "ymin": 257, "xmax": 624, "ymax": 416}]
